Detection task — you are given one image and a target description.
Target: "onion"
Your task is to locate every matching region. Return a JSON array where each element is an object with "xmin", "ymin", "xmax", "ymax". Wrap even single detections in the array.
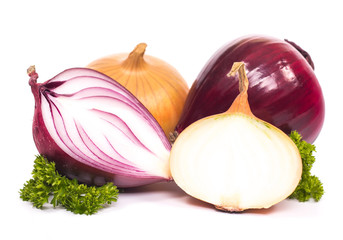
[
  {"xmin": 87, "ymin": 43, "xmax": 189, "ymax": 137},
  {"xmin": 174, "ymin": 35, "xmax": 325, "ymax": 143},
  {"xmin": 170, "ymin": 62, "xmax": 302, "ymax": 212},
  {"xmin": 28, "ymin": 66, "xmax": 171, "ymax": 188}
]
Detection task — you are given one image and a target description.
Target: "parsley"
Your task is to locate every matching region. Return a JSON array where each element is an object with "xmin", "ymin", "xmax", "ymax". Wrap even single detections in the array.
[
  {"xmin": 288, "ymin": 131, "xmax": 324, "ymax": 202},
  {"xmin": 20, "ymin": 155, "xmax": 119, "ymax": 215}
]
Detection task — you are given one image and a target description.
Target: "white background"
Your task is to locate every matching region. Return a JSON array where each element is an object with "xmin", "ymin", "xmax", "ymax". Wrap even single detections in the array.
[{"xmin": 1, "ymin": 0, "xmax": 342, "ymax": 239}]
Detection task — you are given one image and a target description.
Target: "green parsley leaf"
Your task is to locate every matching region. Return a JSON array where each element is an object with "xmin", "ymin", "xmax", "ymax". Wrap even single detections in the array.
[
  {"xmin": 288, "ymin": 131, "xmax": 324, "ymax": 202},
  {"xmin": 20, "ymin": 155, "xmax": 119, "ymax": 215}
]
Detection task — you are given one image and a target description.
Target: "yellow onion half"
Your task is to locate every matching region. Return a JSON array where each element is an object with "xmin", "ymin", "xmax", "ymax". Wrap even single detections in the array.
[
  {"xmin": 170, "ymin": 62, "xmax": 302, "ymax": 212},
  {"xmin": 87, "ymin": 43, "xmax": 189, "ymax": 137}
]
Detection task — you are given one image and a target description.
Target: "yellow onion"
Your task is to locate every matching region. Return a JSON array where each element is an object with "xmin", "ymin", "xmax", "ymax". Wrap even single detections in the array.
[{"xmin": 87, "ymin": 43, "xmax": 189, "ymax": 137}]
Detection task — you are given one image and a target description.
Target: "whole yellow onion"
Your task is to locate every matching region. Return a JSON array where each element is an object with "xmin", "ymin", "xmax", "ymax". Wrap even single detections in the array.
[{"xmin": 87, "ymin": 43, "xmax": 189, "ymax": 138}]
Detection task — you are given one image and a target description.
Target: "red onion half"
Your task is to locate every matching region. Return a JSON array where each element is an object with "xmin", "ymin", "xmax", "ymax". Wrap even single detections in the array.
[
  {"xmin": 174, "ymin": 35, "xmax": 325, "ymax": 143},
  {"xmin": 28, "ymin": 66, "xmax": 171, "ymax": 188}
]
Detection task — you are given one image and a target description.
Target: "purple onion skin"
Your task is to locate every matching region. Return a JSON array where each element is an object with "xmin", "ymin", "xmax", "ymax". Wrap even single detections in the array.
[
  {"xmin": 175, "ymin": 35, "xmax": 325, "ymax": 143},
  {"xmin": 29, "ymin": 68, "xmax": 170, "ymax": 188}
]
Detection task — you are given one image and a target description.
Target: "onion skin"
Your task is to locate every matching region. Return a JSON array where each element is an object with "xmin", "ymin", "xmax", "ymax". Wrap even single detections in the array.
[
  {"xmin": 28, "ymin": 66, "xmax": 171, "ymax": 188},
  {"xmin": 175, "ymin": 35, "xmax": 325, "ymax": 143},
  {"xmin": 87, "ymin": 43, "xmax": 189, "ymax": 137}
]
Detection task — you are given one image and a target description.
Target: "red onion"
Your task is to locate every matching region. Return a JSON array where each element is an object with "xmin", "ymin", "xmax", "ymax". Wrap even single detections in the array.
[
  {"xmin": 28, "ymin": 66, "xmax": 171, "ymax": 188},
  {"xmin": 174, "ymin": 35, "xmax": 325, "ymax": 143}
]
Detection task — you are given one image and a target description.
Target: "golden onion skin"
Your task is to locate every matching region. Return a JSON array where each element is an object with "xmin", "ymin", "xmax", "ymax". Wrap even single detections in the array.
[{"xmin": 87, "ymin": 43, "xmax": 189, "ymax": 137}]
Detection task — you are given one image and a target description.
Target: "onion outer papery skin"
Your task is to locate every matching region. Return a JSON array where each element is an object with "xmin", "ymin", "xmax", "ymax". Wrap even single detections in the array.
[
  {"xmin": 29, "ymin": 67, "xmax": 172, "ymax": 188},
  {"xmin": 170, "ymin": 113, "xmax": 302, "ymax": 211},
  {"xmin": 175, "ymin": 35, "xmax": 325, "ymax": 143}
]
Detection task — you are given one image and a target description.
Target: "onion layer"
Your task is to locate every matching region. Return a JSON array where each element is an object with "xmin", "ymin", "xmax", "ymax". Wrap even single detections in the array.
[
  {"xmin": 174, "ymin": 35, "xmax": 325, "ymax": 143},
  {"xmin": 28, "ymin": 66, "xmax": 171, "ymax": 188}
]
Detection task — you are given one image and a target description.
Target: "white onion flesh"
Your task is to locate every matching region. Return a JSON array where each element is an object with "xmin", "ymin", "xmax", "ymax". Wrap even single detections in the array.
[{"xmin": 170, "ymin": 113, "xmax": 302, "ymax": 211}]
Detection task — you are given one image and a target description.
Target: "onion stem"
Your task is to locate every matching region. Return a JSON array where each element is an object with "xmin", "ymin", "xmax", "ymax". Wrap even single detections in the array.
[
  {"xmin": 225, "ymin": 62, "xmax": 254, "ymax": 117},
  {"xmin": 122, "ymin": 43, "xmax": 147, "ymax": 69}
]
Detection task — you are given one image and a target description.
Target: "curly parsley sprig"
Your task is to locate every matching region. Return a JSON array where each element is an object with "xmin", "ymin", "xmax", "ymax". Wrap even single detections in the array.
[
  {"xmin": 20, "ymin": 155, "xmax": 119, "ymax": 215},
  {"xmin": 288, "ymin": 131, "xmax": 324, "ymax": 202}
]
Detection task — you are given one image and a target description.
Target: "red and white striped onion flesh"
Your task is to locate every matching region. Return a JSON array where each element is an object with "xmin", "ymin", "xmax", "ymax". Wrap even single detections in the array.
[
  {"xmin": 170, "ymin": 62, "xmax": 302, "ymax": 212},
  {"xmin": 28, "ymin": 66, "xmax": 171, "ymax": 188}
]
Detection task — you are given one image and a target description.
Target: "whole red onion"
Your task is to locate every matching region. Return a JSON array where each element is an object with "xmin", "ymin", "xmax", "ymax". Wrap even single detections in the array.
[{"xmin": 174, "ymin": 35, "xmax": 325, "ymax": 143}]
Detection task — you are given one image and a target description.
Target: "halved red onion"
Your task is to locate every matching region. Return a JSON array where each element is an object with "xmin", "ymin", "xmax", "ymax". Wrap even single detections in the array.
[{"xmin": 28, "ymin": 66, "xmax": 171, "ymax": 188}]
